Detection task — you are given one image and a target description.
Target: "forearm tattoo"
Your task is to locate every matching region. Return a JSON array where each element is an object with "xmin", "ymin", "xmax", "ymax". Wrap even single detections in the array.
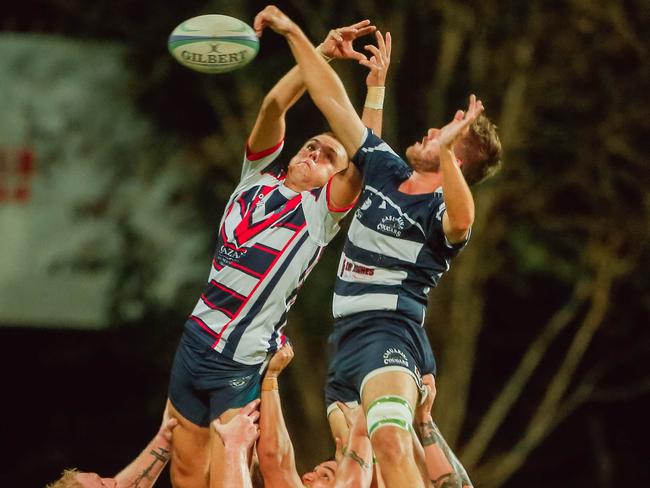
[
  {"xmin": 347, "ymin": 449, "xmax": 372, "ymax": 470},
  {"xmin": 127, "ymin": 447, "xmax": 170, "ymax": 488},
  {"xmin": 418, "ymin": 420, "xmax": 441, "ymax": 447},
  {"xmin": 419, "ymin": 421, "xmax": 472, "ymax": 487}
]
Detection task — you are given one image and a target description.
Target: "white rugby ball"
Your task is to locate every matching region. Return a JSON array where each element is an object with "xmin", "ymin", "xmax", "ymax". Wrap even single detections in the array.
[{"xmin": 168, "ymin": 14, "xmax": 259, "ymax": 74}]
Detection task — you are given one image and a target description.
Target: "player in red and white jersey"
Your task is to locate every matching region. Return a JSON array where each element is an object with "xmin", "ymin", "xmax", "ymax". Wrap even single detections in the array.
[
  {"xmin": 189, "ymin": 133, "xmax": 348, "ymax": 366},
  {"xmin": 166, "ymin": 19, "xmax": 386, "ymax": 488}
]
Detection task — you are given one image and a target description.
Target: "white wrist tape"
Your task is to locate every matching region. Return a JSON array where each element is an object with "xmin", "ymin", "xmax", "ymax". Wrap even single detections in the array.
[
  {"xmin": 315, "ymin": 44, "xmax": 333, "ymax": 63},
  {"xmin": 364, "ymin": 86, "xmax": 385, "ymax": 110},
  {"xmin": 366, "ymin": 395, "xmax": 413, "ymax": 437}
]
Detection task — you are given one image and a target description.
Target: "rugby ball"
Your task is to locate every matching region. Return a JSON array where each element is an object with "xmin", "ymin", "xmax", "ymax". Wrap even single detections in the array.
[{"xmin": 168, "ymin": 14, "xmax": 259, "ymax": 74}]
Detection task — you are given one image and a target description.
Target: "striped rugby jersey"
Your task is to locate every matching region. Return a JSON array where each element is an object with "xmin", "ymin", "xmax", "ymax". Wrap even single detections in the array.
[
  {"xmin": 189, "ymin": 140, "xmax": 352, "ymax": 365},
  {"xmin": 332, "ymin": 129, "xmax": 469, "ymax": 325}
]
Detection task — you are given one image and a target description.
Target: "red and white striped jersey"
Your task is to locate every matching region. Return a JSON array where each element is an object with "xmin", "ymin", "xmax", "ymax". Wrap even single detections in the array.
[{"xmin": 188, "ymin": 141, "xmax": 352, "ymax": 364}]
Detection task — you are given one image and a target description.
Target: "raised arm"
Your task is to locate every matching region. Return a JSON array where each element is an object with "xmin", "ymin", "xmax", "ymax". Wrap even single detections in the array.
[
  {"xmin": 324, "ymin": 29, "xmax": 392, "ymax": 210},
  {"xmin": 437, "ymin": 95, "xmax": 484, "ymax": 243},
  {"xmin": 334, "ymin": 403, "xmax": 374, "ymax": 488},
  {"xmin": 254, "ymin": 6, "xmax": 367, "ymax": 159},
  {"xmin": 212, "ymin": 399, "xmax": 261, "ymax": 488},
  {"xmin": 415, "ymin": 375, "xmax": 473, "ymax": 488},
  {"xmin": 360, "ymin": 30, "xmax": 391, "ymax": 138},
  {"xmin": 248, "ymin": 19, "xmax": 375, "ymax": 153},
  {"xmin": 113, "ymin": 405, "xmax": 178, "ymax": 488},
  {"xmin": 257, "ymin": 343, "xmax": 303, "ymax": 488}
]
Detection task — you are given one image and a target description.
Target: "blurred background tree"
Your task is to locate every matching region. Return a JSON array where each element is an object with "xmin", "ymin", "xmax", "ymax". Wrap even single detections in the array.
[{"xmin": 1, "ymin": 0, "xmax": 648, "ymax": 486}]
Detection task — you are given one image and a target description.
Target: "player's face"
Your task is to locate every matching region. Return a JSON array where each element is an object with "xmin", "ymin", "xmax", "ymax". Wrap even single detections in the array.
[
  {"xmin": 74, "ymin": 472, "xmax": 118, "ymax": 488},
  {"xmin": 301, "ymin": 460, "xmax": 338, "ymax": 487},
  {"xmin": 405, "ymin": 128, "xmax": 464, "ymax": 172},
  {"xmin": 287, "ymin": 134, "xmax": 347, "ymax": 190},
  {"xmin": 405, "ymin": 128, "xmax": 441, "ymax": 171}
]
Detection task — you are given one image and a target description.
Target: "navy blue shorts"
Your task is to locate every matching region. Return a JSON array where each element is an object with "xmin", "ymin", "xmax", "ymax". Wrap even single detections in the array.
[
  {"xmin": 324, "ymin": 313, "xmax": 436, "ymax": 413},
  {"xmin": 168, "ymin": 325, "xmax": 266, "ymax": 427}
]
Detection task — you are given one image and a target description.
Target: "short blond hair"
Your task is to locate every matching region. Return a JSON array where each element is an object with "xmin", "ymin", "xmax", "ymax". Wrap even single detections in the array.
[
  {"xmin": 46, "ymin": 468, "xmax": 83, "ymax": 488},
  {"xmin": 461, "ymin": 114, "xmax": 502, "ymax": 186}
]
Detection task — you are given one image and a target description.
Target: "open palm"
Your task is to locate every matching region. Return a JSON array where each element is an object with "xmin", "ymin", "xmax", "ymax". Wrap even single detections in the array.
[
  {"xmin": 436, "ymin": 94, "xmax": 484, "ymax": 149},
  {"xmin": 320, "ymin": 20, "xmax": 376, "ymax": 61}
]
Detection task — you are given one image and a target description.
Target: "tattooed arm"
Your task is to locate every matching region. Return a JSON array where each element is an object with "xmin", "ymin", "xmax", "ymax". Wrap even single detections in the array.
[
  {"xmin": 334, "ymin": 402, "xmax": 374, "ymax": 488},
  {"xmin": 415, "ymin": 375, "xmax": 473, "ymax": 488},
  {"xmin": 114, "ymin": 405, "xmax": 178, "ymax": 488}
]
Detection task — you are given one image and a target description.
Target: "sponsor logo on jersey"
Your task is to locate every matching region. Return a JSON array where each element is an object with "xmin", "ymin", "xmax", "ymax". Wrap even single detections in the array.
[
  {"xmin": 377, "ymin": 215, "xmax": 405, "ymax": 237},
  {"xmin": 218, "ymin": 245, "xmax": 248, "ymax": 266},
  {"xmin": 342, "ymin": 258, "xmax": 375, "ymax": 278},
  {"xmin": 383, "ymin": 347, "xmax": 409, "ymax": 367}
]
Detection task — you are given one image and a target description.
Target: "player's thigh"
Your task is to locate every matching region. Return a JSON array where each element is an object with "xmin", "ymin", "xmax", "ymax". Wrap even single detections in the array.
[
  {"xmin": 361, "ymin": 369, "xmax": 420, "ymax": 411},
  {"xmin": 361, "ymin": 369, "xmax": 420, "ymax": 462},
  {"xmin": 168, "ymin": 399, "xmax": 210, "ymax": 488}
]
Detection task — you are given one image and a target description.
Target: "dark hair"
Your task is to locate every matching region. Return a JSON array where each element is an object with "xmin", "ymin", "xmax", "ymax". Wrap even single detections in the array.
[{"xmin": 461, "ymin": 114, "xmax": 502, "ymax": 186}]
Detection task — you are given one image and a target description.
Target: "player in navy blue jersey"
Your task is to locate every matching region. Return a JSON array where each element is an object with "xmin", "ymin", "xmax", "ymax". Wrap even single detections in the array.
[
  {"xmin": 166, "ymin": 18, "xmax": 392, "ymax": 488},
  {"xmin": 255, "ymin": 6, "xmax": 501, "ymax": 488}
]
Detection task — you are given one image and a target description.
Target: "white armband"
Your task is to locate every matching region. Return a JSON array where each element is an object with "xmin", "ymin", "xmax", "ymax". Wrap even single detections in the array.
[
  {"xmin": 364, "ymin": 86, "xmax": 385, "ymax": 110},
  {"xmin": 315, "ymin": 44, "xmax": 333, "ymax": 63}
]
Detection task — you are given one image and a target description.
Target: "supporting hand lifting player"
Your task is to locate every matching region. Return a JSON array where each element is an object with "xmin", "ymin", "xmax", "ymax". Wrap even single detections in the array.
[
  {"xmin": 258, "ymin": 343, "xmax": 375, "ymax": 488},
  {"xmin": 211, "ymin": 399, "xmax": 262, "ymax": 488},
  {"xmin": 254, "ymin": 5, "xmax": 502, "ymax": 487},
  {"xmin": 414, "ymin": 374, "xmax": 473, "ymax": 488}
]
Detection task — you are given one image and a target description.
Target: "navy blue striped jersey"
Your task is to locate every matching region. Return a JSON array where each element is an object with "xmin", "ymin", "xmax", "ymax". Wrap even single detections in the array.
[
  {"xmin": 332, "ymin": 129, "xmax": 469, "ymax": 325},
  {"xmin": 189, "ymin": 140, "xmax": 353, "ymax": 364}
]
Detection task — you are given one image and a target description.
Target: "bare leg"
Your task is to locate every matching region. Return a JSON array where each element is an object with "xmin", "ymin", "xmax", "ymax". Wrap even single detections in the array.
[
  {"xmin": 168, "ymin": 400, "xmax": 210, "ymax": 488},
  {"xmin": 362, "ymin": 371, "xmax": 427, "ymax": 488}
]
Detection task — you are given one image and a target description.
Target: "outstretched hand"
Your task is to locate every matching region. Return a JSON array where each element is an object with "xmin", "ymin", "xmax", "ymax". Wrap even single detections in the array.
[
  {"xmin": 212, "ymin": 399, "xmax": 261, "ymax": 450},
  {"xmin": 266, "ymin": 342, "xmax": 294, "ymax": 378},
  {"xmin": 319, "ymin": 20, "xmax": 376, "ymax": 61},
  {"xmin": 253, "ymin": 5, "xmax": 295, "ymax": 37},
  {"xmin": 436, "ymin": 94, "xmax": 484, "ymax": 150},
  {"xmin": 358, "ymin": 30, "xmax": 392, "ymax": 87}
]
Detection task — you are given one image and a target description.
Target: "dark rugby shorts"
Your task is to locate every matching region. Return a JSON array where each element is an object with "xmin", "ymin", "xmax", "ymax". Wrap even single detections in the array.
[
  {"xmin": 324, "ymin": 313, "xmax": 436, "ymax": 413},
  {"xmin": 168, "ymin": 326, "xmax": 266, "ymax": 427}
]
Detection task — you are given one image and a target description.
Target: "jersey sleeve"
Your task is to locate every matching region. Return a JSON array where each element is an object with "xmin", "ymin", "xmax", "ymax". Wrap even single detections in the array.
[
  {"xmin": 302, "ymin": 176, "xmax": 355, "ymax": 245},
  {"xmin": 351, "ymin": 128, "xmax": 410, "ymax": 181},
  {"xmin": 240, "ymin": 139, "xmax": 285, "ymax": 182},
  {"xmin": 427, "ymin": 196, "xmax": 471, "ymax": 258}
]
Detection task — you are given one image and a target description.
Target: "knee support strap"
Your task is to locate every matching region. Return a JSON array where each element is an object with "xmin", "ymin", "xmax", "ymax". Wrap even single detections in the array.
[{"xmin": 366, "ymin": 395, "xmax": 413, "ymax": 437}]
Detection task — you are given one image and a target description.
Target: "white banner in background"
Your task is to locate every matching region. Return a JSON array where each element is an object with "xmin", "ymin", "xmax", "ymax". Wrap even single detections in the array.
[{"xmin": 0, "ymin": 34, "xmax": 147, "ymax": 328}]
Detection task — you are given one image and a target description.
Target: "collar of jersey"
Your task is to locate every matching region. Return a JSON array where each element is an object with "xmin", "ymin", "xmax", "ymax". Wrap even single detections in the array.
[{"xmin": 278, "ymin": 183, "xmax": 300, "ymax": 199}]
